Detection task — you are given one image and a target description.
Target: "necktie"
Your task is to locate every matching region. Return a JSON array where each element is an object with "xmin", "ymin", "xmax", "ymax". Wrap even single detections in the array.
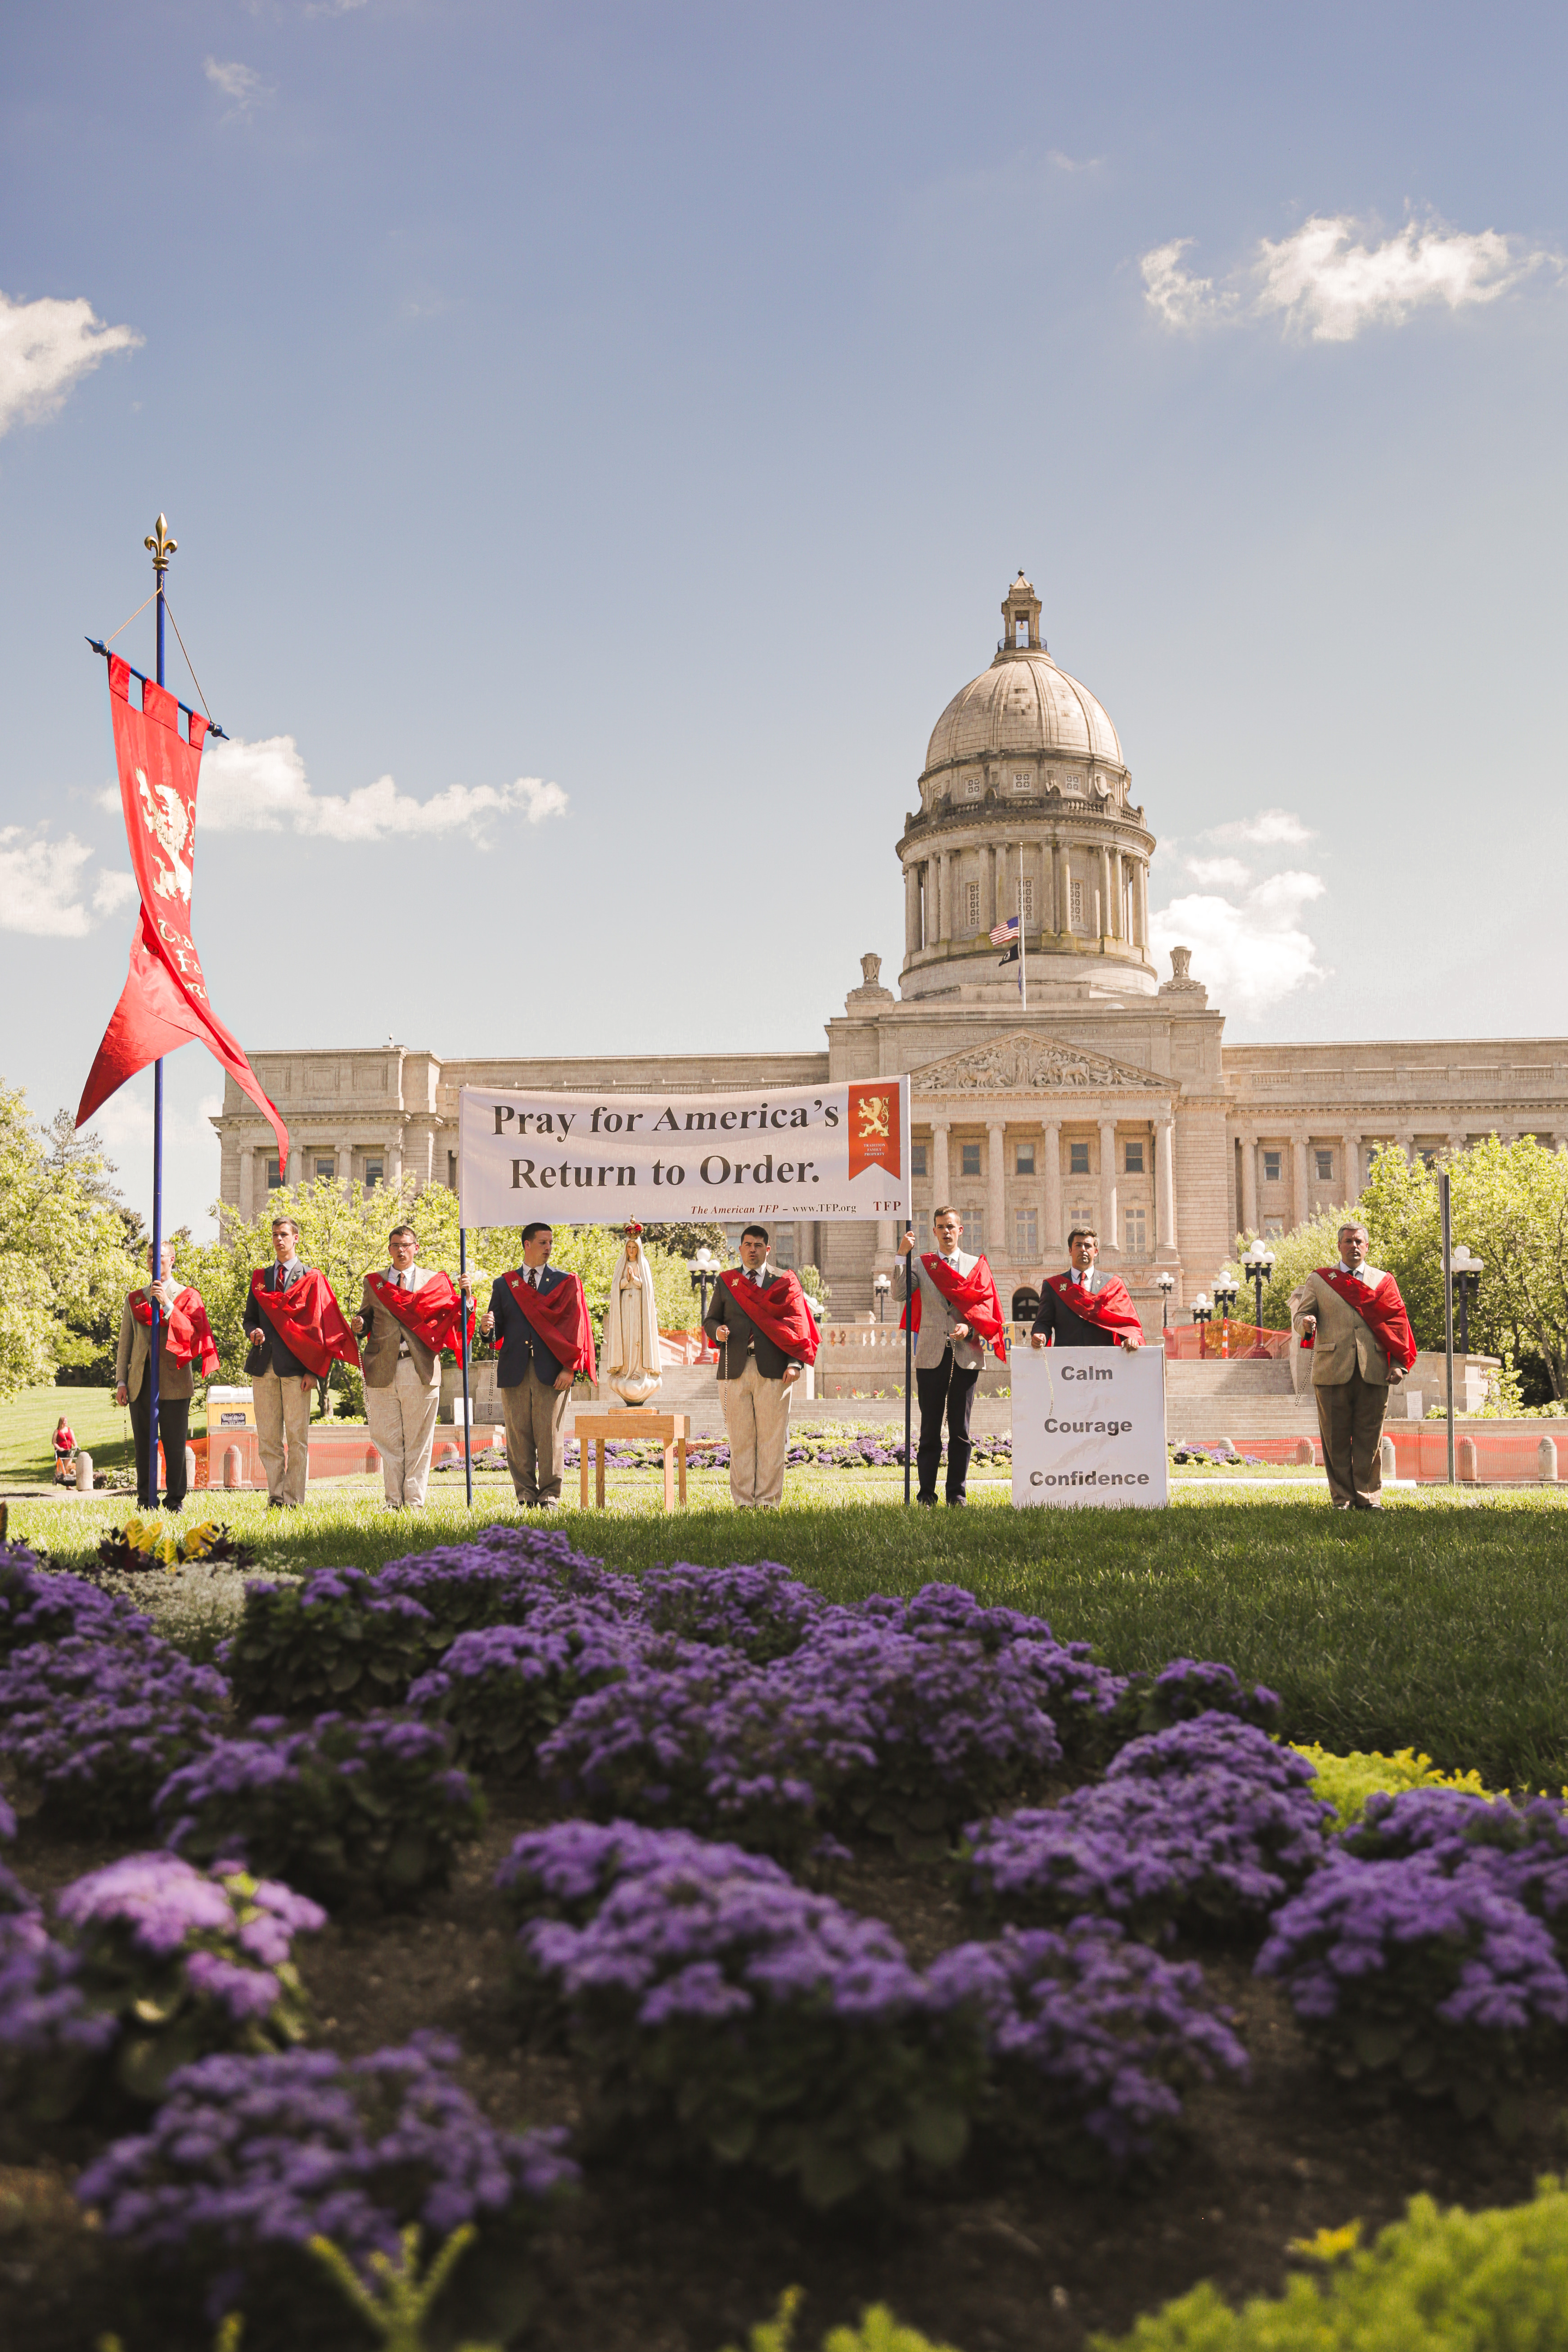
[{"xmin": 751, "ymin": 1269, "xmax": 762, "ymax": 1285}]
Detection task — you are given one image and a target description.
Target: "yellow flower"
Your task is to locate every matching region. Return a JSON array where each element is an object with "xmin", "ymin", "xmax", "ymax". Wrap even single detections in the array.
[{"xmin": 1287, "ymin": 2220, "xmax": 1361, "ymax": 2263}]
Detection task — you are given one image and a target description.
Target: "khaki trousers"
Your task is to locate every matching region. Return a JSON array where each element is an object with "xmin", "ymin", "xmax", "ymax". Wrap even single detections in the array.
[
  {"xmin": 1315, "ymin": 1369, "xmax": 1389, "ymax": 1509},
  {"xmin": 254, "ymin": 1369, "xmax": 311, "ymax": 1506},
  {"xmin": 365, "ymin": 1358, "xmax": 442, "ymax": 1507},
  {"xmin": 501, "ymin": 1366, "xmax": 570, "ymax": 1505},
  {"xmin": 720, "ymin": 1353, "xmax": 793, "ymax": 1507}
]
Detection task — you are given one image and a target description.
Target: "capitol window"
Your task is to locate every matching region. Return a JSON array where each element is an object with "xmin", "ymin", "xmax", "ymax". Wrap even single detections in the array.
[
  {"xmin": 1014, "ymin": 1207, "xmax": 1038, "ymax": 1257},
  {"xmin": 1124, "ymin": 1141, "xmax": 1144, "ymax": 1174},
  {"xmin": 1262, "ymin": 1150, "xmax": 1282, "ymax": 1183},
  {"xmin": 1069, "ymin": 879, "xmax": 1084, "ymax": 930},
  {"xmin": 1068, "ymin": 1140, "xmax": 1090, "ymax": 1176},
  {"xmin": 966, "ymin": 881, "xmax": 981, "ymax": 928},
  {"xmin": 266, "ymin": 1158, "xmax": 282, "ymax": 1191},
  {"xmin": 1011, "ymin": 771, "xmax": 1030, "ymax": 791},
  {"xmin": 960, "ymin": 1142, "xmax": 982, "ymax": 1177},
  {"xmin": 1015, "ymin": 1142, "xmax": 1035, "ymax": 1175},
  {"xmin": 1123, "ymin": 1207, "xmax": 1147, "ymax": 1257},
  {"xmin": 1316, "ymin": 1149, "xmax": 1334, "ymax": 1180},
  {"xmin": 364, "ymin": 1157, "xmax": 384, "ymax": 1189},
  {"xmin": 314, "ymin": 1156, "xmax": 335, "ymax": 1182},
  {"xmin": 911, "ymin": 1143, "xmax": 927, "ymax": 1178},
  {"xmin": 964, "ymin": 775, "xmax": 981, "ymax": 796}
]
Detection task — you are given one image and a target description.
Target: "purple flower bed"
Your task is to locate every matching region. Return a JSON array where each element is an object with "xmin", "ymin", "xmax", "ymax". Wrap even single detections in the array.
[
  {"xmin": 1340, "ymin": 1789, "xmax": 1568, "ymax": 1934},
  {"xmin": 0, "ymin": 1545, "xmax": 163, "ymax": 1660},
  {"xmin": 0, "ymin": 1792, "xmax": 29, "ymax": 1918},
  {"xmin": 221, "ymin": 1568, "xmax": 437, "ymax": 1718},
  {"xmin": 378, "ymin": 1524, "xmax": 639, "ymax": 1632},
  {"xmin": 496, "ymin": 1817, "xmax": 791, "ymax": 1930},
  {"xmin": 635, "ymin": 1561, "xmax": 832, "ymax": 1664},
  {"xmin": 515, "ymin": 1829, "xmax": 986, "ymax": 2206},
  {"xmin": 406, "ymin": 1604, "xmax": 643, "ymax": 1777},
  {"xmin": 0, "ymin": 1634, "xmax": 228, "ymax": 1833},
  {"xmin": 0, "ymin": 1853, "xmax": 323, "ymax": 2120},
  {"xmin": 77, "ymin": 2032, "xmax": 578, "ymax": 2323},
  {"xmin": 1116, "ymin": 1658, "xmax": 1284, "ymax": 1742},
  {"xmin": 1256, "ymin": 1851, "xmax": 1568, "ymax": 2129},
  {"xmin": 855, "ymin": 1583, "xmax": 1127, "ymax": 1769},
  {"xmin": 961, "ymin": 1715, "xmax": 1330, "ymax": 1942},
  {"xmin": 927, "ymin": 1920, "xmax": 1248, "ymax": 2176},
  {"xmin": 155, "ymin": 1711, "xmax": 485, "ymax": 1910}
]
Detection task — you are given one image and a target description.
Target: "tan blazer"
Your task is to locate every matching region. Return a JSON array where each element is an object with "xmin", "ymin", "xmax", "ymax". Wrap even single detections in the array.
[
  {"xmin": 908, "ymin": 1249, "xmax": 987, "ymax": 1374},
  {"xmin": 1288, "ymin": 1266, "xmax": 1398, "ymax": 1389},
  {"xmin": 115, "ymin": 1288, "xmax": 196, "ymax": 1402},
  {"xmin": 358, "ymin": 1267, "xmax": 440, "ymax": 1391}
]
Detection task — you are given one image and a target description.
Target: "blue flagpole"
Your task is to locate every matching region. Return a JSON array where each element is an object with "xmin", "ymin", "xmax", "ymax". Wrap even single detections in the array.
[
  {"xmin": 459, "ymin": 1226, "xmax": 474, "ymax": 1507},
  {"xmin": 144, "ymin": 515, "xmax": 176, "ymax": 1509}
]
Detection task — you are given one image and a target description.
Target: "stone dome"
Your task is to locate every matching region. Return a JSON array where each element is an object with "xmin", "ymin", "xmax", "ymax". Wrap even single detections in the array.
[{"xmin": 924, "ymin": 649, "xmax": 1123, "ymax": 774}]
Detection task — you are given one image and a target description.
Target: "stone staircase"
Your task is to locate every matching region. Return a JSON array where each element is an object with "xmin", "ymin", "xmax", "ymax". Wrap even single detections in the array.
[{"xmin": 1164, "ymin": 1358, "xmax": 1316, "ymax": 1445}]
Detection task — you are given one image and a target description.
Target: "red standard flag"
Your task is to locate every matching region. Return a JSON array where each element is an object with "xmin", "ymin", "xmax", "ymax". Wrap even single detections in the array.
[{"xmin": 77, "ymin": 658, "xmax": 286, "ymax": 1160}]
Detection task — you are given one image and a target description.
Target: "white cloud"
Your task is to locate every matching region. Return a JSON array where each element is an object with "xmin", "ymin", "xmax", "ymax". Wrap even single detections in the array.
[
  {"xmin": 1140, "ymin": 239, "xmax": 1231, "ymax": 332},
  {"xmin": 1046, "ymin": 150, "xmax": 1104, "ymax": 175},
  {"xmin": 0, "ymin": 826, "xmax": 135, "ymax": 939},
  {"xmin": 1151, "ymin": 849, "xmax": 1326, "ymax": 1019},
  {"xmin": 0, "ymin": 289, "xmax": 141, "ymax": 437},
  {"xmin": 1183, "ymin": 854, "xmax": 1252, "ymax": 888},
  {"xmin": 204, "ymin": 57, "xmax": 272, "ymax": 111},
  {"xmin": 193, "ymin": 733, "xmax": 568, "ymax": 842},
  {"xmin": 1142, "ymin": 213, "xmax": 1558, "ymax": 343},
  {"xmin": 1206, "ymin": 807, "xmax": 1313, "ymax": 848}
]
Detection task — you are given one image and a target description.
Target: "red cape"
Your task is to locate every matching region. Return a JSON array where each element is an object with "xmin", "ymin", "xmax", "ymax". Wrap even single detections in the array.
[
  {"xmin": 249, "ymin": 1268, "xmax": 359, "ymax": 1380},
  {"xmin": 1312, "ymin": 1268, "xmax": 1417, "ymax": 1374},
  {"xmin": 718, "ymin": 1266, "xmax": 820, "ymax": 1365},
  {"xmin": 132, "ymin": 1285, "xmax": 220, "ymax": 1377},
  {"xmin": 503, "ymin": 1269, "xmax": 597, "ymax": 1380},
  {"xmin": 1040, "ymin": 1270, "xmax": 1144, "ymax": 1344},
  {"xmin": 899, "ymin": 1253, "xmax": 1009, "ymax": 1363},
  {"xmin": 365, "ymin": 1271, "xmax": 474, "ymax": 1362}
]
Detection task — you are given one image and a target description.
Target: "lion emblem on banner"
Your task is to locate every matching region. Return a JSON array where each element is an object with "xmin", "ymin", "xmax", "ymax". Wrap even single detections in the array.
[
  {"xmin": 135, "ymin": 766, "xmax": 194, "ymax": 906},
  {"xmin": 857, "ymin": 1093, "xmax": 891, "ymax": 1140}
]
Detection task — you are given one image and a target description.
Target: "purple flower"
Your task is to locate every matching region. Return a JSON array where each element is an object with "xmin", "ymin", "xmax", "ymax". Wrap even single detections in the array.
[
  {"xmin": 496, "ymin": 1818, "xmax": 790, "ymax": 1928},
  {"xmin": 77, "ymin": 2034, "xmax": 577, "ymax": 2316},
  {"xmin": 635, "ymin": 1562, "xmax": 830, "ymax": 1663},
  {"xmin": 0, "ymin": 1635, "xmax": 228, "ymax": 1833},
  {"xmin": 927, "ymin": 1920, "xmax": 1247, "ymax": 2173},
  {"xmin": 1342, "ymin": 1789, "xmax": 1568, "ymax": 1933},
  {"xmin": 406, "ymin": 1605, "xmax": 644, "ymax": 1777}
]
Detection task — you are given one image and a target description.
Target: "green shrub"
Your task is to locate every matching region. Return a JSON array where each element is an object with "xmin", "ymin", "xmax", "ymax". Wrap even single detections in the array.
[
  {"xmin": 728, "ymin": 2290, "xmax": 961, "ymax": 2352},
  {"xmin": 1292, "ymin": 1741, "xmax": 1493, "ymax": 1829},
  {"xmin": 1092, "ymin": 2177, "xmax": 1568, "ymax": 2349},
  {"xmin": 221, "ymin": 1570, "xmax": 437, "ymax": 1718}
]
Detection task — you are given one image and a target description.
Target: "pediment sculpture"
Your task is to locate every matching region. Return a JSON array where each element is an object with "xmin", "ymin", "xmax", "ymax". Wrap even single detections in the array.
[{"xmin": 910, "ymin": 1031, "xmax": 1166, "ymax": 1096}]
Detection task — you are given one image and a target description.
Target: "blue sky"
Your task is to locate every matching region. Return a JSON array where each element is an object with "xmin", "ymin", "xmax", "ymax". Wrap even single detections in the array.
[{"xmin": 4, "ymin": 2, "xmax": 1566, "ymax": 1236}]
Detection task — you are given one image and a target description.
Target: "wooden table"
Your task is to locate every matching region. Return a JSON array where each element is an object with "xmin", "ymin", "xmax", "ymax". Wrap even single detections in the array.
[{"xmin": 575, "ymin": 1409, "xmax": 690, "ymax": 1510}]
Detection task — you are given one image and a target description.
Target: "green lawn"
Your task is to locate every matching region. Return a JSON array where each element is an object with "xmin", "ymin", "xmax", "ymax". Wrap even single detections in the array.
[
  {"xmin": 10, "ymin": 1474, "xmax": 1568, "ymax": 1790},
  {"xmin": 0, "ymin": 1384, "xmax": 142, "ymax": 1482}
]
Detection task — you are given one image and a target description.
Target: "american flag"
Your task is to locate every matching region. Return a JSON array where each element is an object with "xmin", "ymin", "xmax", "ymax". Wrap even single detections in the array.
[{"xmin": 989, "ymin": 915, "xmax": 1018, "ymax": 950}]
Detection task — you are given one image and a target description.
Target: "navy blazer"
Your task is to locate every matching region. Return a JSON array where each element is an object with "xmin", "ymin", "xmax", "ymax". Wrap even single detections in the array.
[
  {"xmin": 489, "ymin": 1266, "xmax": 572, "ymax": 1388},
  {"xmin": 243, "ymin": 1257, "xmax": 313, "ymax": 1378},
  {"xmin": 1030, "ymin": 1271, "xmax": 1120, "ymax": 1348}
]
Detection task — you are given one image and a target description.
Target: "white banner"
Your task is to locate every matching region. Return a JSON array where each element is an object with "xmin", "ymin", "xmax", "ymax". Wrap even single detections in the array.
[
  {"xmin": 1010, "ymin": 1344, "xmax": 1169, "ymax": 1509},
  {"xmin": 457, "ymin": 1077, "xmax": 910, "ymax": 1227}
]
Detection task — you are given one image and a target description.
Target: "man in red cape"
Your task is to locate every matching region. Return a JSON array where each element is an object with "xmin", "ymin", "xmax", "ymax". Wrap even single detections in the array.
[
  {"xmin": 897, "ymin": 1205, "xmax": 1006, "ymax": 1507},
  {"xmin": 478, "ymin": 1221, "xmax": 595, "ymax": 1509},
  {"xmin": 349, "ymin": 1220, "xmax": 475, "ymax": 1511},
  {"xmin": 243, "ymin": 1216, "xmax": 357, "ymax": 1508},
  {"xmin": 702, "ymin": 1223, "xmax": 819, "ymax": 1508},
  {"xmin": 1290, "ymin": 1219, "xmax": 1415, "ymax": 1510},
  {"xmin": 1029, "ymin": 1225, "xmax": 1145, "ymax": 1353},
  {"xmin": 114, "ymin": 1240, "xmax": 219, "ymax": 1512}
]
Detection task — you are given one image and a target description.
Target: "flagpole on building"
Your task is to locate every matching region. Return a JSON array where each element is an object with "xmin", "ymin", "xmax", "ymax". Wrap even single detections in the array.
[
  {"xmin": 1018, "ymin": 843, "xmax": 1027, "ymax": 1009},
  {"xmin": 459, "ymin": 1226, "xmax": 474, "ymax": 1508},
  {"xmin": 144, "ymin": 514, "xmax": 176, "ymax": 1509}
]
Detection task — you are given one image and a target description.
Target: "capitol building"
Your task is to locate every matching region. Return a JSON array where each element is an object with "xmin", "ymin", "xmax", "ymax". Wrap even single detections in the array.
[{"xmin": 214, "ymin": 575, "xmax": 1567, "ymax": 1316}]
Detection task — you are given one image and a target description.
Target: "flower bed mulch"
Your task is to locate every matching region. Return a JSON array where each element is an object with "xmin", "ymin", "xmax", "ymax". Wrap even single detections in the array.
[{"xmin": 4, "ymin": 1785, "xmax": 1562, "ymax": 2352}]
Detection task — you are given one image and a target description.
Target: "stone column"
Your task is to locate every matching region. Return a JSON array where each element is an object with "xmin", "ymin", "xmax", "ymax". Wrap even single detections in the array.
[
  {"xmin": 1050, "ymin": 839, "xmax": 1063, "ymax": 935},
  {"xmin": 1157, "ymin": 1113, "xmax": 1178, "ymax": 1252},
  {"xmin": 982, "ymin": 843, "xmax": 997, "ymax": 935},
  {"xmin": 1041, "ymin": 1117, "xmax": 1062, "ymax": 1255},
  {"xmin": 287, "ymin": 1145, "xmax": 304, "ymax": 1187},
  {"xmin": 387, "ymin": 1135, "xmax": 405, "ymax": 1192},
  {"xmin": 1342, "ymin": 1135, "xmax": 1361, "ymax": 1202},
  {"xmin": 1134, "ymin": 861, "xmax": 1148, "ymax": 947},
  {"xmin": 939, "ymin": 852, "xmax": 954, "ymax": 942},
  {"xmin": 931, "ymin": 1117, "xmax": 950, "ymax": 1204},
  {"xmin": 336, "ymin": 1142, "xmax": 353, "ymax": 1186},
  {"xmin": 1108, "ymin": 846, "xmax": 1122, "ymax": 941},
  {"xmin": 1239, "ymin": 1130, "xmax": 1257, "ymax": 1235},
  {"xmin": 239, "ymin": 1146, "xmax": 254, "ymax": 1221},
  {"xmin": 1099, "ymin": 1116, "xmax": 1119, "ymax": 1254},
  {"xmin": 987, "ymin": 1120, "xmax": 1007, "ymax": 1264},
  {"xmin": 1292, "ymin": 1135, "xmax": 1310, "ymax": 1227},
  {"xmin": 904, "ymin": 863, "xmax": 921, "ymax": 956},
  {"xmin": 1098, "ymin": 847, "xmax": 1113, "ymax": 941}
]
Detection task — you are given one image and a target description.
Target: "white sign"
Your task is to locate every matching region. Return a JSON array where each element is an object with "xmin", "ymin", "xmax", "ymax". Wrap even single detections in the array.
[
  {"xmin": 1010, "ymin": 1343, "xmax": 1168, "ymax": 1509},
  {"xmin": 457, "ymin": 1077, "xmax": 910, "ymax": 1227}
]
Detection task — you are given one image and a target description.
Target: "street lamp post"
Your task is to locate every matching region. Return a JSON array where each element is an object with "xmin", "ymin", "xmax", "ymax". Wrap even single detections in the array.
[
  {"xmin": 873, "ymin": 1272, "xmax": 891, "ymax": 1324},
  {"xmin": 1242, "ymin": 1237, "xmax": 1276, "ymax": 1328},
  {"xmin": 1156, "ymin": 1269, "xmax": 1175, "ymax": 1331},
  {"xmin": 1213, "ymin": 1272, "xmax": 1239, "ymax": 1359},
  {"xmin": 689, "ymin": 1246, "xmax": 721, "ymax": 1328},
  {"xmin": 1451, "ymin": 1244, "xmax": 1482, "ymax": 1357},
  {"xmin": 1191, "ymin": 1295, "xmax": 1213, "ymax": 1361}
]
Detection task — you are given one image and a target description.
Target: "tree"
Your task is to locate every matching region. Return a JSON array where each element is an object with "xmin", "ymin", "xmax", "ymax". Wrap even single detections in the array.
[
  {"xmin": 635, "ymin": 1220, "xmax": 727, "ymax": 1261},
  {"xmin": 0, "ymin": 1082, "xmax": 140, "ymax": 1399},
  {"xmin": 1235, "ymin": 1136, "xmax": 1568, "ymax": 1400}
]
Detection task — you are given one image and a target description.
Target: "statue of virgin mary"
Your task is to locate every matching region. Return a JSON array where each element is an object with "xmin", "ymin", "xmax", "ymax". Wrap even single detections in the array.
[{"xmin": 602, "ymin": 1224, "xmax": 664, "ymax": 1406}]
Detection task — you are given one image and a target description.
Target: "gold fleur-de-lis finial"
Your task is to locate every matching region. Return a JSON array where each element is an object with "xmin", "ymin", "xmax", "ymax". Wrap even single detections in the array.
[{"xmin": 144, "ymin": 514, "xmax": 177, "ymax": 574}]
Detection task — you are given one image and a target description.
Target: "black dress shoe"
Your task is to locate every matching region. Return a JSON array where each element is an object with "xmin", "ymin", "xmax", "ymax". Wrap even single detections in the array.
[{"xmin": 946, "ymin": 1495, "xmax": 968, "ymax": 1507}]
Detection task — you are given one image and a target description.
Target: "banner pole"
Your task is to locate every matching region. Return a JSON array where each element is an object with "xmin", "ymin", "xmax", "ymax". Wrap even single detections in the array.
[
  {"xmin": 1441, "ymin": 1170, "xmax": 1455, "ymax": 1488},
  {"xmin": 145, "ymin": 516, "xmax": 174, "ymax": 1510},
  {"xmin": 459, "ymin": 1225, "xmax": 474, "ymax": 1509},
  {"xmin": 903, "ymin": 1227, "xmax": 914, "ymax": 1505}
]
